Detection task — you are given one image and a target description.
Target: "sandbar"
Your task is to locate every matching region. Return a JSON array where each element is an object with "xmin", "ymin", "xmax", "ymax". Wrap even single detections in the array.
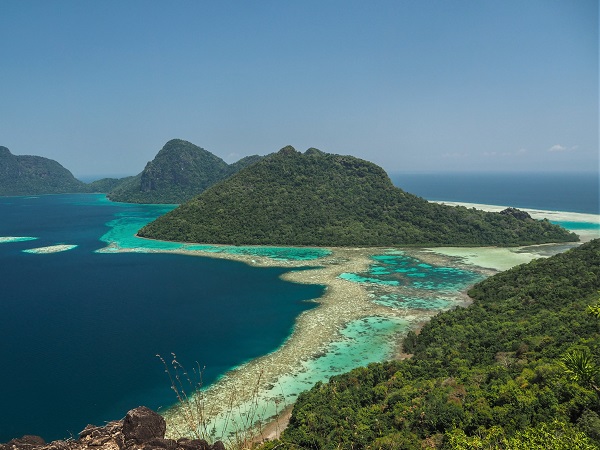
[
  {"xmin": 22, "ymin": 244, "xmax": 78, "ymax": 254},
  {"xmin": 0, "ymin": 236, "xmax": 38, "ymax": 243}
]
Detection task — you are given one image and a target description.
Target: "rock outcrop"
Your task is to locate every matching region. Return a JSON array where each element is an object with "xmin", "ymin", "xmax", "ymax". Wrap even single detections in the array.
[
  {"xmin": 1, "ymin": 407, "xmax": 224, "ymax": 450},
  {"xmin": 500, "ymin": 207, "xmax": 532, "ymax": 221}
]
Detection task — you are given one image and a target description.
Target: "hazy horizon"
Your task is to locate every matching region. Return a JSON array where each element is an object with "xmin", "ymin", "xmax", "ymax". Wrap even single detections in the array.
[
  {"xmin": 1, "ymin": 1, "xmax": 597, "ymax": 177},
  {"xmin": 76, "ymin": 166, "xmax": 600, "ymax": 184}
]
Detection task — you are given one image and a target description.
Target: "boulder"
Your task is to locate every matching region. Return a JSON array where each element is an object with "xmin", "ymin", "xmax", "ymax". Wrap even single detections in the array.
[
  {"xmin": 1, "ymin": 407, "xmax": 224, "ymax": 450},
  {"xmin": 122, "ymin": 407, "xmax": 166, "ymax": 444}
]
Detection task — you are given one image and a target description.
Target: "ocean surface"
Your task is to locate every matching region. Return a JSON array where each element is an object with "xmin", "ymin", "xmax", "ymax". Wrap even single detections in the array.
[
  {"xmin": 390, "ymin": 171, "xmax": 599, "ymax": 214},
  {"xmin": 0, "ymin": 172, "xmax": 598, "ymax": 442},
  {"xmin": 0, "ymin": 195, "xmax": 324, "ymax": 441}
]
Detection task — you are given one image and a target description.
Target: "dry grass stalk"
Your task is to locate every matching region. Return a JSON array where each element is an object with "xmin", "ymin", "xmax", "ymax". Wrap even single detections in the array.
[{"xmin": 158, "ymin": 354, "xmax": 287, "ymax": 449}]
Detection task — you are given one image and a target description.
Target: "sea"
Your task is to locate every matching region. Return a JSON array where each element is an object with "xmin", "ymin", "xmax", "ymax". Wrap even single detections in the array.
[
  {"xmin": 389, "ymin": 171, "xmax": 599, "ymax": 214},
  {"xmin": 0, "ymin": 172, "xmax": 598, "ymax": 442}
]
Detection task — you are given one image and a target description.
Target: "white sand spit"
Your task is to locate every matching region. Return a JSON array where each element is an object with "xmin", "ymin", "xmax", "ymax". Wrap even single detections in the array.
[{"xmin": 22, "ymin": 244, "xmax": 78, "ymax": 254}]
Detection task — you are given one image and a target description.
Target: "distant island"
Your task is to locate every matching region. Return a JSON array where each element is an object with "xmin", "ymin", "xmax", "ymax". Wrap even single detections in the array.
[
  {"xmin": 0, "ymin": 140, "xmax": 262, "ymax": 203},
  {"xmin": 139, "ymin": 146, "xmax": 578, "ymax": 247},
  {"xmin": 0, "ymin": 146, "xmax": 88, "ymax": 196},
  {"xmin": 107, "ymin": 139, "xmax": 263, "ymax": 204}
]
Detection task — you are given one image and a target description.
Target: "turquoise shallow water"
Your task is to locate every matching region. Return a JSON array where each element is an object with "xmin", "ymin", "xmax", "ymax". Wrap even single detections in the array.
[
  {"xmin": 98, "ymin": 200, "xmax": 330, "ymax": 260},
  {"xmin": 185, "ymin": 245, "xmax": 331, "ymax": 261},
  {"xmin": 552, "ymin": 220, "xmax": 600, "ymax": 231},
  {"xmin": 374, "ymin": 294, "xmax": 453, "ymax": 310},
  {"xmin": 209, "ymin": 315, "xmax": 409, "ymax": 441},
  {"xmin": 340, "ymin": 251, "xmax": 483, "ymax": 294}
]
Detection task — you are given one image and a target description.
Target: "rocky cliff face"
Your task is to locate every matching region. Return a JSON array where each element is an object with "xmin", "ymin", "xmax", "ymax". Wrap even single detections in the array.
[{"xmin": 1, "ymin": 407, "xmax": 224, "ymax": 450}]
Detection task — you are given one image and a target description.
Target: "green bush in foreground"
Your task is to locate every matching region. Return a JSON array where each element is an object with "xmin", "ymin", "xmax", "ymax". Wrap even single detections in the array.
[{"xmin": 447, "ymin": 421, "xmax": 597, "ymax": 450}]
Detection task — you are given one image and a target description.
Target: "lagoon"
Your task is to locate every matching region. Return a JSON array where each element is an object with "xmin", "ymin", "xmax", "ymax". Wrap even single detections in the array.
[{"xmin": 0, "ymin": 188, "xmax": 598, "ymax": 442}]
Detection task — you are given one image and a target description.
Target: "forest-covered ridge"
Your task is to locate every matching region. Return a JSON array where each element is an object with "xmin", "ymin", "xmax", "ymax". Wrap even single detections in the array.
[
  {"xmin": 0, "ymin": 141, "xmax": 262, "ymax": 201},
  {"xmin": 107, "ymin": 139, "xmax": 263, "ymax": 204},
  {"xmin": 0, "ymin": 146, "xmax": 88, "ymax": 196},
  {"xmin": 139, "ymin": 146, "xmax": 578, "ymax": 247},
  {"xmin": 259, "ymin": 239, "xmax": 600, "ymax": 449}
]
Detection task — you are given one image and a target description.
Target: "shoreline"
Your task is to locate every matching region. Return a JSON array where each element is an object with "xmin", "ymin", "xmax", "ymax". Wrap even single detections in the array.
[
  {"xmin": 99, "ymin": 204, "xmax": 599, "ymax": 443},
  {"xmin": 433, "ymin": 200, "xmax": 600, "ymax": 244},
  {"xmin": 107, "ymin": 243, "xmax": 492, "ymax": 442},
  {"xmin": 160, "ymin": 247, "xmax": 408, "ymax": 439}
]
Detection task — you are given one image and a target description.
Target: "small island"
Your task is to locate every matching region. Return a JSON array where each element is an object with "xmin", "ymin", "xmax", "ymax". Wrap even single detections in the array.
[{"xmin": 0, "ymin": 146, "xmax": 87, "ymax": 196}]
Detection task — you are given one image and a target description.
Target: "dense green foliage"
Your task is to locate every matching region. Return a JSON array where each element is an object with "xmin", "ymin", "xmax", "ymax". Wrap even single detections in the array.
[
  {"xmin": 0, "ymin": 146, "xmax": 88, "ymax": 195},
  {"xmin": 86, "ymin": 175, "xmax": 137, "ymax": 193},
  {"xmin": 107, "ymin": 139, "xmax": 262, "ymax": 204},
  {"xmin": 257, "ymin": 240, "xmax": 600, "ymax": 449},
  {"xmin": 140, "ymin": 147, "xmax": 577, "ymax": 246}
]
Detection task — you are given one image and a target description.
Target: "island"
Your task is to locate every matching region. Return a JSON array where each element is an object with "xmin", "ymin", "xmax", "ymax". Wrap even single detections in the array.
[
  {"xmin": 0, "ymin": 146, "xmax": 87, "ymax": 196},
  {"xmin": 107, "ymin": 139, "xmax": 262, "ymax": 204},
  {"xmin": 139, "ymin": 146, "xmax": 578, "ymax": 246},
  {"xmin": 0, "ymin": 140, "xmax": 261, "ymax": 201}
]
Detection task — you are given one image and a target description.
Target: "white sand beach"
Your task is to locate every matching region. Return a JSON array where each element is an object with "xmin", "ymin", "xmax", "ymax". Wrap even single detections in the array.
[{"xmin": 0, "ymin": 236, "xmax": 38, "ymax": 243}]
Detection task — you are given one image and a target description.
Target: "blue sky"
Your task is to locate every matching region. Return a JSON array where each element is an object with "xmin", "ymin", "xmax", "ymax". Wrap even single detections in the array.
[{"xmin": 1, "ymin": 0, "xmax": 597, "ymax": 177}]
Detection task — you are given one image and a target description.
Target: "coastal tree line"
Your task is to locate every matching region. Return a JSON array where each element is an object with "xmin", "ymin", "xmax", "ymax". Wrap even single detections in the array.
[{"xmin": 257, "ymin": 239, "xmax": 600, "ymax": 449}]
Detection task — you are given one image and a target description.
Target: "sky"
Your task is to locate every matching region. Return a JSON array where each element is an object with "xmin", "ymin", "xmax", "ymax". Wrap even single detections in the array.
[{"xmin": 1, "ymin": 0, "xmax": 597, "ymax": 178}]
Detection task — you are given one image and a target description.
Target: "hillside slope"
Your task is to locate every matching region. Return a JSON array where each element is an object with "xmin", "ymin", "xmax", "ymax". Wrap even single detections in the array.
[
  {"xmin": 139, "ymin": 146, "xmax": 577, "ymax": 246},
  {"xmin": 108, "ymin": 139, "xmax": 262, "ymax": 204},
  {"xmin": 0, "ymin": 146, "xmax": 87, "ymax": 195},
  {"xmin": 261, "ymin": 239, "xmax": 600, "ymax": 449}
]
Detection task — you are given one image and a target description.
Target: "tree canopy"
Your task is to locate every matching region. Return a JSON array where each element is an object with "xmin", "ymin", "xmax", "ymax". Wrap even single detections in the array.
[
  {"xmin": 107, "ymin": 139, "xmax": 262, "ymax": 204},
  {"xmin": 140, "ymin": 147, "xmax": 577, "ymax": 247},
  {"xmin": 259, "ymin": 239, "xmax": 600, "ymax": 449},
  {"xmin": 0, "ymin": 146, "xmax": 87, "ymax": 195}
]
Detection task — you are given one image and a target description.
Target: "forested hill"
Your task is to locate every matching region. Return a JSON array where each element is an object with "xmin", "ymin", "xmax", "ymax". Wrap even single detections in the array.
[
  {"xmin": 0, "ymin": 146, "xmax": 87, "ymax": 195},
  {"xmin": 139, "ymin": 146, "xmax": 577, "ymax": 246},
  {"xmin": 107, "ymin": 139, "xmax": 262, "ymax": 204},
  {"xmin": 260, "ymin": 239, "xmax": 600, "ymax": 449}
]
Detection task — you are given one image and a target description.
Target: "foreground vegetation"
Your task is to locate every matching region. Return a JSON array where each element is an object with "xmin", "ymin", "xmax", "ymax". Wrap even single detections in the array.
[
  {"xmin": 141, "ymin": 147, "xmax": 577, "ymax": 247},
  {"xmin": 257, "ymin": 239, "xmax": 600, "ymax": 449}
]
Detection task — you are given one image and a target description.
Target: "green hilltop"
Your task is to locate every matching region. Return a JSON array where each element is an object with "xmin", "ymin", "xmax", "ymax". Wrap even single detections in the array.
[
  {"xmin": 86, "ymin": 176, "xmax": 137, "ymax": 193},
  {"xmin": 0, "ymin": 146, "xmax": 87, "ymax": 195},
  {"xmin": 260, "ymin": 239, "xmax": 600, "ymax": 449},
  {"xmin": 139, "ymin": 146, "xmax": 578, "ymax": 247},
  {"xmin": 0, "ymin": 140, "xmax": 262, "ymax": 200},
  {"xmin": 107, "ymin": 139, "xmax": 262, "ymax": 204}
]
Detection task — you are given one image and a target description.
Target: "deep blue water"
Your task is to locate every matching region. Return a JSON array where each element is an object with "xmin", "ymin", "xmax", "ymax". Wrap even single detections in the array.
[
  {"xmin": 390, "ymin": 172, "xmax": 599, "ymax": 214},
  {"xmin": 0, "ymin": 195, "xmax": 323, "ymax": 441},
  {"xmin": 1, "ymin": 172, "xmax": 598, "ymax": 442}
]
